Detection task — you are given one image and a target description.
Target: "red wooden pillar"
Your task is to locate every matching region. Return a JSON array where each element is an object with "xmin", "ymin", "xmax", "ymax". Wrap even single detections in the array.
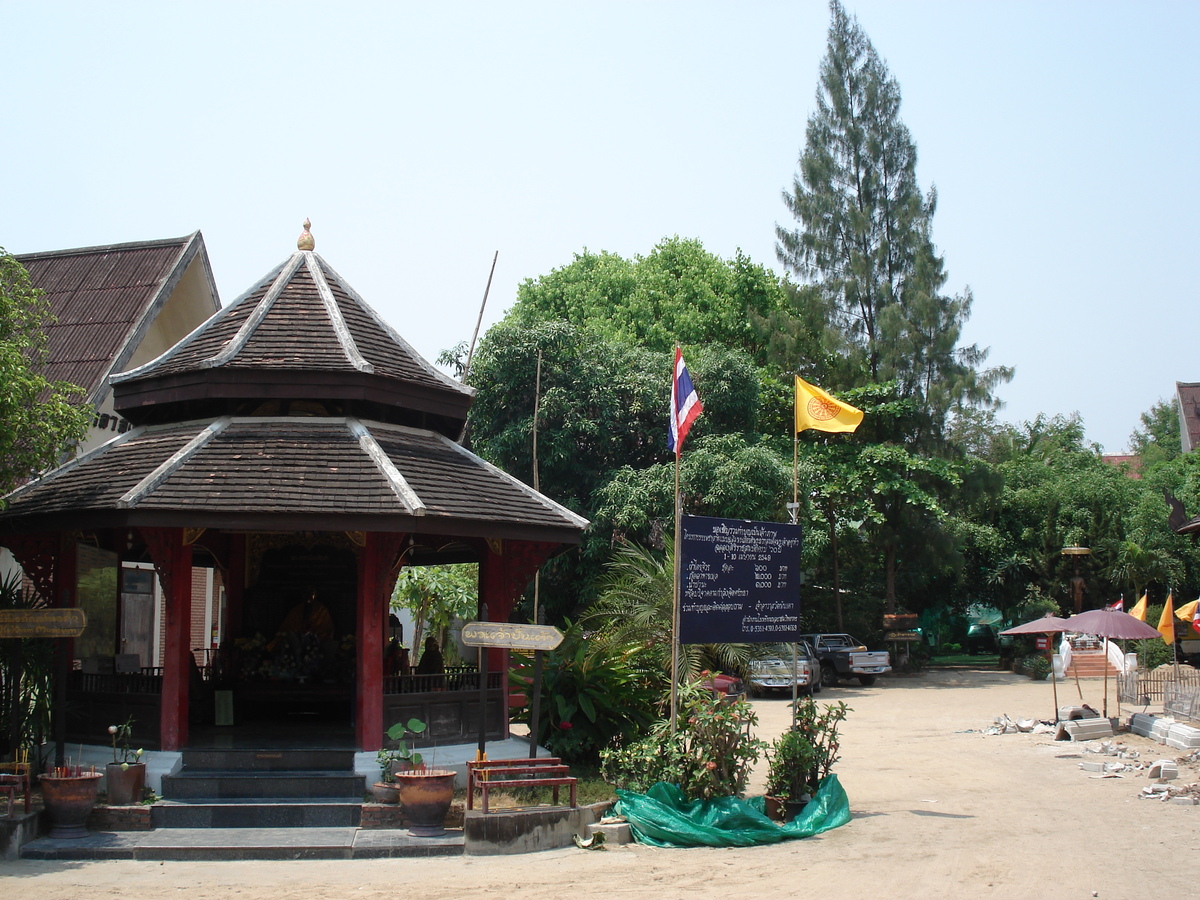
[
  {"xmin": 150, "ymin": 528, "xmax": 193, "ymax": 751},
  {"xmin": 356, "ymin": 534, "xmax": 386, "ymax": 751}
]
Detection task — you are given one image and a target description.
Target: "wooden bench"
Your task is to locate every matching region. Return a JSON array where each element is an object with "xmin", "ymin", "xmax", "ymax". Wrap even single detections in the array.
[{"xmin": 467, "ymin": 757, "xmax": 577, "ymax": 813}]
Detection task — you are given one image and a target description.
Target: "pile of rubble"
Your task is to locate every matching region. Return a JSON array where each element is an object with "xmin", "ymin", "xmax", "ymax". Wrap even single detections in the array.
[
  {"xmin": 983, "ymin": 714, "xmax": 1056, "ymax": 735},
  {"xmin": 1077, "ymin": 738, "xmax": 1200, "ymax": 805},
  {"xmin": 982, "ymin": 711, "xmax": 1200, "ymax": 806}
]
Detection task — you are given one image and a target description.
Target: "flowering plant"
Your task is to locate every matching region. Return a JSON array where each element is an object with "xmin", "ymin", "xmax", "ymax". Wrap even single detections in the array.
[
  {"xmin": 108, "ymin": 715, "xmax": 144, "ymax": 766},
  {"xmin": 601, "ymin": 676, "xmax": 766, "ymax": 801}
]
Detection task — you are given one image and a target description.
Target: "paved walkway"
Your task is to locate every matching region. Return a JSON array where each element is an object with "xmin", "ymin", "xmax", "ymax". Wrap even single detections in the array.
[{"xmin": 19, "ymin": 826, "xmax": 463, "ymax": 860}]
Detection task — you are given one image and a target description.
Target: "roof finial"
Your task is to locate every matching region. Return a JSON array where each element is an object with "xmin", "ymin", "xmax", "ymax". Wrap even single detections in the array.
[{"xmin": 297, "ymin": 218, "xmax": 315, "ymax": 251}]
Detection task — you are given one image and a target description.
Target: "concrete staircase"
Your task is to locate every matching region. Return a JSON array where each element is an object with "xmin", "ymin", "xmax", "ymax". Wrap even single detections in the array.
[
  {"xmin": 152, "ymin": 747, "xmax": 364, "ymax": 828},
  {"xmin": 1064, "ymin": 650, "xmax": 1120, "ymax": 678}
]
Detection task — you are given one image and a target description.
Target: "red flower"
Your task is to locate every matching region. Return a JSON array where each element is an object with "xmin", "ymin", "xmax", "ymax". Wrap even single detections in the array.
[{"xmin": 558, "ymin": 721, "xmax": 573, "ymax": 730}]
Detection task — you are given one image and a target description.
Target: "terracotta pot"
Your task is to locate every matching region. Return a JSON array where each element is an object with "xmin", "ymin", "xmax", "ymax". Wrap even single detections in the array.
[
  {"xmin": 395, "ymin": 769, "xmax": 455, "ymax": 836},
  {"xmin": 105, "ymin": 762, "xmax": 146, "ymax": 806},
  {"xmin": 40, "ymin": 772, "xmax": 103, "ymax": 839},
  {"xmin": 371, "ymin": 781, "xmax": 400, "ymax": 804}
]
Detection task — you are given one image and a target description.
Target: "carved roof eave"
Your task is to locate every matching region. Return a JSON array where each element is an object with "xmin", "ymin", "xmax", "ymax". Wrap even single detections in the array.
[
  {"xmin": 0, "ymin": 509, "xmax": 583, "ymax": 547},
  {"xmin": 112, "ymin": 368, "xmax": 472, "ymax": 426}
]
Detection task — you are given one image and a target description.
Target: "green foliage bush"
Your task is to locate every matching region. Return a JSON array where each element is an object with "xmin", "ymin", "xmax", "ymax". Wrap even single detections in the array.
[
  {"xmin": 511, "ymin": 621, "xmax": 658, "ymax": 765},
  {"xmin": 600, "ymin": 677, "xmax": 766, "ymax": 801}
]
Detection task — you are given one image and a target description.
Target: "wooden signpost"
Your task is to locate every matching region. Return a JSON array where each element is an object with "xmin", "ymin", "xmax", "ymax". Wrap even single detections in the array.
[
  {"xmin": 0, "ymin": 608, "xmax": 87, "ymax": 639},
  {"xmin": 461, "ymin": 620, "xmax": 564, "ymax": 760},
  {"xmin": 460, "ymin": 621, "xmax": 564, "ymax": 652}
]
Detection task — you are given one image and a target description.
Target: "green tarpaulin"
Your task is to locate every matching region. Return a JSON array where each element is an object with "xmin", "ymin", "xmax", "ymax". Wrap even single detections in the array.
[{"xmin": 613, "ymin": 774, "xmax": 851, "ymax": 848}]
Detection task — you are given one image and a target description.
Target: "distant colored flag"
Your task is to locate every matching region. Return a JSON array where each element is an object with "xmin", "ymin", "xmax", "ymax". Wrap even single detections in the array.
[
  {"xmin": 795, "ymin": 376, "xmax": 864, "ymax": 434},
  {"xmin": 1158, "ymin": 592, "xmax": 1176, "ymax": 645},
  {"xmin": 1106, "ymin": 598, "xmax": 1124, "ymax": 611},
  {"xmin": 668, "ymin": 347, "xmax": 703, "ymax": 456},
  {"xmin": 1129, "ymin": 594, "xmax": 1148, "ymax": 622},
  {"xmin": 1176, "ymin": 599, "xmax": 1200, "ymax": 635}
]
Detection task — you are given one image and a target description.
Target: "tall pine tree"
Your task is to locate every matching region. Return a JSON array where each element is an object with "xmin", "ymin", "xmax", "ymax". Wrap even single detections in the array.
[{"xmin": 776, "ymin": 0, "xmax": 1010, "ymax": 448}]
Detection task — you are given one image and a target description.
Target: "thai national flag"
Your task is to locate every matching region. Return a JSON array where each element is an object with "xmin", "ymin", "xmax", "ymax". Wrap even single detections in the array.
[
  {"xmin": 668, "ymin": 347, "xmax": 703, "ymax": 456},
  {"xmin": 1107, "ymin": 597, "xmax": 1124, "ymax": 611}
]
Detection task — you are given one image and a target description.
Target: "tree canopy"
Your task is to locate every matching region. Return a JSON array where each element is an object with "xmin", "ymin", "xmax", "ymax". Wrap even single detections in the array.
[{"xmin": 0, "ymin": 248, "xmax": 91, "ymax": 502}]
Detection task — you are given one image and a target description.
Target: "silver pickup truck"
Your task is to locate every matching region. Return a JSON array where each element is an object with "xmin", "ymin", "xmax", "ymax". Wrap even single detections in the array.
[{"xmin": 800, "ymin": 633, "xmax": 892, "ymax": 687}]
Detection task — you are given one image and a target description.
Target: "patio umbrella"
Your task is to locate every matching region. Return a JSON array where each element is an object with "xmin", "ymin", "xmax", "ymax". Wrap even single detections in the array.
[
  {"xmin": 1064, "ymin": 608, "xmax": 1163, "ymax": 717},
  {"xmin": 1001, "ymin": 615, "xmax": 1070, "ymax": 721}
]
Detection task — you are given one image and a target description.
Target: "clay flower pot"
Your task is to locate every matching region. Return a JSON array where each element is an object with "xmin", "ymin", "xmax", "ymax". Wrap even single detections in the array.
[
  {"xmin": 395, "ymin": 769, "xmax": 455, "ymax": 836},
  {"xmin": 105, "ymin": 762, "xmax": 146, "ymax": 806},
  {"xmin": 370, "ymin": 781, "xmax": 400, "ymax": 804},
  {"xmin": 40, "ymin": 772, "xmax": 103, "ymax": 839}
]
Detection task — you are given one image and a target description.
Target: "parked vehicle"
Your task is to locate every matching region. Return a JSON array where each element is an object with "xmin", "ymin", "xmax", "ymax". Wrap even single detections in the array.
[
  {"xmin": 748, "ymin": 641, "xmax": 822, "ymax": 696},
  {"xmin": 700, "ymin": 671, "xmax": 746, "ymax": 701},
  {"xmin": 799, "ymin": 633, "xmax": 892, "ymax": 687},
  {"xmin": 966, "ymin": 623, "xmax": 998, "ymax": 655}
]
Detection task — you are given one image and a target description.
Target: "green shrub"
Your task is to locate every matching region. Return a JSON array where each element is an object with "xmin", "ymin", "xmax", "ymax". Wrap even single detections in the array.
[
  {"xmin": 1018, "ymin": 655, "xmax": 1051, "ymax": 680},
  {"xmin": 790, "ymin": 696, "xmax": 850, "ymax": 793},
  {"xmin": 601, "ymin": 677, "xmax": 766, "ymax": 800},
  {"xmin": 511, "ymin": 620, "xmax": 658, "ymax": 764}
]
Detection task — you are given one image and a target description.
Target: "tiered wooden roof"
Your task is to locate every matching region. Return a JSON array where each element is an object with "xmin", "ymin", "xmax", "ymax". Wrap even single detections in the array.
[{"xmin": 1, "ymin": 227, "xmax": 587, "ymax": 550}]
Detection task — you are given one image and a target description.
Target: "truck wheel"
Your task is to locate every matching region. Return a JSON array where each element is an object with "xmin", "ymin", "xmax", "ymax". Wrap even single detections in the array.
[
  {"xmin": 857, "ymin": 675, "xmax": 876, "ymax": 686},
  {"xmin": 820, "ymin": 663, "xmax": 838, "ymax": 688},
  {"xmin": 809, "ymin": 677, "xmax": 822, "ymax": 695}
]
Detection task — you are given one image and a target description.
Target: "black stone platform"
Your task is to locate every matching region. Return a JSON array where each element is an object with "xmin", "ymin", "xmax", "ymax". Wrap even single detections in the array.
[
  {"xmin": 154, "ymin": 745, "xmax": 364, "ymax": 829},
  {"xmin": 18, "ymin": 826, "xmax": 464, "ymax": 860}
]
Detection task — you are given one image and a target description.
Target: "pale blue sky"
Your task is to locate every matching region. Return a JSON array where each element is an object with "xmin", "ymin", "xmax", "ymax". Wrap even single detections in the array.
[{"xmin": 4, "ymin": 1, "xmax": 1197, "ymax": 453}]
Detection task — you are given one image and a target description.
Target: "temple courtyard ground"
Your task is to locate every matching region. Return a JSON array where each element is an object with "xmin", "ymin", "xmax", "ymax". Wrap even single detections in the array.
[{"xmin": 2, "ymin": 665, "xmax": 1194, "ymax": 899}]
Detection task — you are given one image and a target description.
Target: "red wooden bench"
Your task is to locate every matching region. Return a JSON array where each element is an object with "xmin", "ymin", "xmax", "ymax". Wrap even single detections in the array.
[{"xmin": 466, "ymin": 757, "xmax": 577, "ymax": 813}]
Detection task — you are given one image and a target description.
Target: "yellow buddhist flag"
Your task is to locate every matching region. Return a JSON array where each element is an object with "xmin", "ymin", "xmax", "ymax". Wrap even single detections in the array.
[
  {"xmin": 1158, "ymin": 592, "xmax": 1176, "ymax": 645},
  {"xmin": 1175, "ymin": 599, "xmax": 1199, "ymax": 622},
  {"xmin": 1129, "ymin": 594, "xmax": 1148, "ymax": 622},
  {"xmin": 795, "ymin": 376, "xmax": 864, "ymax": 434}
]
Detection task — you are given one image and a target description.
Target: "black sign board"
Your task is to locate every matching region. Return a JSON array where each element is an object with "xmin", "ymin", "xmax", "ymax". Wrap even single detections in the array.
[{"xmin": 679, "ymin": 515, "xmax": 802, "ymax": 644}]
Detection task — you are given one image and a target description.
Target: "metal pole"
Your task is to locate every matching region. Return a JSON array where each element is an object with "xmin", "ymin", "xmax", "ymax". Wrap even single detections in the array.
[
  {"xmin": 528, "ymin": 607, "xmax": 545, "ymax": 758},
  {"xmin": 671, "ymin": 452, "xmax": 681, "ymax": 734},
  {"xmin": 477, "ymin": 603, "xmax": 488, "ymax": 761}
]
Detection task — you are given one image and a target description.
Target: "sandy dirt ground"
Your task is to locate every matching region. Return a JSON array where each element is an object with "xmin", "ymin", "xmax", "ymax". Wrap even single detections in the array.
[{"xmin": 3, "ymin": 666, "xmax": 1196, "ymax": 900}]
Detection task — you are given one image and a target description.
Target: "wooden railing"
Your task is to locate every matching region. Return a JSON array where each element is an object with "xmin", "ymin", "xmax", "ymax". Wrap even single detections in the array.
[{"xmin": 1118, "ymin": 664, "xmax": 1200, "ymax": 713}]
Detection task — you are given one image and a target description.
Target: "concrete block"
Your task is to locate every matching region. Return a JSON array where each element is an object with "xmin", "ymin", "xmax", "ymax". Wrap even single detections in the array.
[
  {"xmin": 1056, "ymin": 719, "xmax": 1114, "ymax": 742},
  {"xmin": 1129, "ymin": 713, "xmax": 1156, "ymax": 737},
  {"xmin": 586, "ymin": 821, "xmax": 632, "ymax": 845},
  {"xmin": 1166, "ymin": 723, "xmax": 1200, "ymax": 750},
  {"xmin": 464, "ymin": 801, "xmax": 609, "ymax": 855},
  {"xmin": 1171, "ymin": 796, "xmax": 1199, "ymax": 806},
  {"xmin": 1059, "ymin": 706, "xmax": 1099, "ymax": 721},
  {"xmin": 1078, "ymin": 760, "xmax": 1105, "ymax": 772},
  {"xmin": 1148, "ymin": 760, "xmax": 1178, "ymax": 781}
]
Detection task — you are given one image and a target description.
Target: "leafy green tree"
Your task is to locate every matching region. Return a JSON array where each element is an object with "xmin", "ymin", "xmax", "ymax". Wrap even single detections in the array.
[
  {"xmin": 508, "ymin": 237, "xmax": 789, "ymax": 365},
  {"xmin": 391, "ymin": 564, "xmax": 477, "ymax": 664},
  {"xmin": 1, "ymin": 248, "xmax": 91, "ymax": 500},
  {"xmin": 1129, "ymin": 397, "xmax": 1181, "ymax": 467},
  {"xmin": 774, "ymin": 1, "xmax": 1010, "ymax": 443},
  {"xmin": 582, "ymin": 542, "xmax": 760, "ymax": 688}
]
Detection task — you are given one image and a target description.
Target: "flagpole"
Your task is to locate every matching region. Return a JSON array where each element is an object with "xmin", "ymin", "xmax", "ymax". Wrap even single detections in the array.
[{"xmin": 671, "ymin": 448, "xmax": 681, "ymax": 735}]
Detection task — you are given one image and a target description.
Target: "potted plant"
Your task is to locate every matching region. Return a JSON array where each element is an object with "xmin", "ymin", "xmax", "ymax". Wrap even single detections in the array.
[
  {"xmin": 40, "ymin": 757, "xmax": 103, "ymax": 838},
  {"xmin": 105, "ymin": 716, "xmax": 146, "ymax": 805},
  {"xmin": 386, "ymin": 718, "xmax": 455, "ymax": 836},
  {"xmin": 764, "ymin": 729, "xmax": 817, "ymax": 821},
  {"xmin": 371, "ymin": 747, "xmax": 402, "ymax": 803}
]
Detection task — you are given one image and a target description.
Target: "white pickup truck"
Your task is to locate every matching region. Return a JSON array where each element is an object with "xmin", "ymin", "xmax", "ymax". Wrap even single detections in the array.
[{"xmin": 800, "ymin": 633, "xmax": 892, "ymax": 687}]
